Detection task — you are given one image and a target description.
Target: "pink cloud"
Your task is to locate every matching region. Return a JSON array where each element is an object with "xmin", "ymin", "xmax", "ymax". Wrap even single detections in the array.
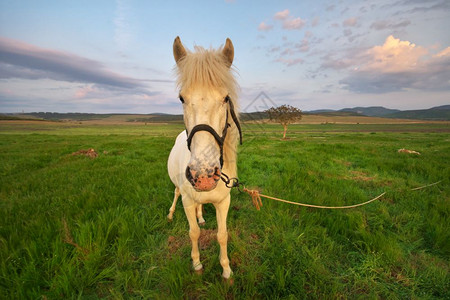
[
  {"xmin": 343, "ymin": 17, "xmax": 358, "ymax": 27},
  {"xmin": 311, "ymin": 17, "xmax": 320, "ymax": 27},
  {"xmin": 258, "ymin": 21, "xmax": 273, "ymax": 32},
  {"xmin": 75, "ymin": 85, "xmax": 95, "ymax": 99},
  {"xmin": 330, "ymin": 35, "xmax": 450, "ymax": 93},
  {"xmin": 295, "ymin": 39, "xmax": 309, "ymax": 52},
  {"xmin": 280, "ymin": 48, "xmax": 295, "ymax": 56},
  {"xmin": 323, "ymin": 35, "xmax": 430, "ymax": 73},
  {"xmin": 274, "ymin": 9, "xmax": 290, "ymax": 20},
  {"xmin": 283, "ymin": 17, "xmax": 306, "ymax": 30},
  {"xmin": 362, "ymin": 35, "xmax": 428, "ymax": 72},
  {"xmin": 276, "ymin": 57, "xmax": 303, "ymax": 67},
  {"xmin": 272, "ymin": 9, "xmax": 306, "ymax": 30},
  {"xmin": 0, "ymin": 88, "xmax": 15, "ymax": 96},
  {"xmin": 433, "ymin": 46, "xmax": 450, "ymax": 58}
]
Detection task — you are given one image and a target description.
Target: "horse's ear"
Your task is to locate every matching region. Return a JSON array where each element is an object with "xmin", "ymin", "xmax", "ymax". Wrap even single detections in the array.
[
  {"xmin": 173, "ymin": 36, "xmax": 187, "ymax": 64},
  {"xmin": 222, "ymin": 38, "xmax": 234, "ymax": 68}
]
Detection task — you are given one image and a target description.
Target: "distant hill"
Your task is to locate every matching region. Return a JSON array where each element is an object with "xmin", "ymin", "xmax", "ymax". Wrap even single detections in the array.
[
  {"xmin": 18, "ymin": 112, "xmax": 270, "ymax": 123},
  {"xmin": 16, "ymin": 112, "xmax": 184, "ymax": 123},
  {"xmin": 23, "ymin": 112, "xmax": 115, "ymax": 121},
  {"xmin": 384, "ymin": 105, "xmax": 450, "ymax": 121},
  {"xmin": 306, "ymin": 111, "xmax": 363, "ymax": 117},
  {"xmin": 306, "ymin": 109, "xmax": 336, "ymax": 114},
  {"xmin": 240, "ymin": 111, "xmax": 268, "ymax": 121},
  {"xmin": 127, "ymin": 114, "xmax": 183, "ymax": 123},
  {"xmin": 305, "ymin": 105, "xmax": 449, "ymax": 120},
  {"xmin": 0, "ymin": 114, "xmax": 31, "ymax": 121},
  {"xmin": 0, "ymin": 113, "xmax": 51, "ymax": 121},
  {"xmin": 430, "ymin": 105, "xmax": 450, "ymax": 110},
  {"xmin": 340, "ymin": 106, "xmax": 400, "ymax": 117},
  {"xmin": 3, "ymin": 105, "xmax": 448, "ymax": 122}
]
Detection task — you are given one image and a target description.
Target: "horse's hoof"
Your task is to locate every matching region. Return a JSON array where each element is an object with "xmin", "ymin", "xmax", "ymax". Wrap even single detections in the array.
[
  {"xmin": 222, "ymin": 270, "xmax": 233, "ymax": 284},
  {"xmin": 193, "ymin": 262, "xmax": 203, "ymax": 275},
  {"xmin": 198, "ymin": 221, "xmax": 205, "ymax": 226},
  {"xmin": 223, "ymin": 276, "xmax": 234, "ymax": 286},
  {"xmin": 195, "ymin": 268, "xmax": 204, "ymax": 275},
  {"xmin": 167, "ymin": 215, "xmax": 173, "ymax": 222}
]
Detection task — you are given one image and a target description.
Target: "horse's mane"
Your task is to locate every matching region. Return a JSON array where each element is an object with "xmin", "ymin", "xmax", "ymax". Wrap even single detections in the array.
[
  {"xmin": 175, "ymin": 46, "xmax": 237, "ymax": 97},
  {"xmin": 175, "ymin": 45, "xmax": 240, "ymax": 176}
]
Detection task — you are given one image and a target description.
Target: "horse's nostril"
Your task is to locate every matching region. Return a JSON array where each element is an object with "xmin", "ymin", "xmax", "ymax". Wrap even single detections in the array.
[
  {"xmin": 186, "ymin": 165, "xmax": 220, "ymax": 190},
  {"xmin": 185, "ymin": 166, "xmax": 195, "ymax": 184}
]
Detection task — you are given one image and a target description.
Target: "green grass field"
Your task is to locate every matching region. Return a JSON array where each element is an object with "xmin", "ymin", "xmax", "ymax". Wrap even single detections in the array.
[{"xmin": 1, "ymin": 121, "xmax": 449, "ymax": 299}]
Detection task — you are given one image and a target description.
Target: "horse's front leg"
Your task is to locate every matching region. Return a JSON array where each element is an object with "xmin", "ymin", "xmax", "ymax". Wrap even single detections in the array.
[
  {"xmin": 214, "ymin": 195, "xmax": 232, "ymax": 279},
  {"xmin": 183, "ymin": 203, "xmax": 203, "ymax": 272}
]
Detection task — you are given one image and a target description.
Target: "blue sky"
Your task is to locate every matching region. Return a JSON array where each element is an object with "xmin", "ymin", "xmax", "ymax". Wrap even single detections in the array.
[{"xmin": 1, "ymin": 0, "xmax": 449, "ymax": 114}]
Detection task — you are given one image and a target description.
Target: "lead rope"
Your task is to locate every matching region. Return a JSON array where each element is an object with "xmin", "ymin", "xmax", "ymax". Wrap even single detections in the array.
[{"xmin": 220, "ymin": 173, "xmax": 441, "ymax": 211}]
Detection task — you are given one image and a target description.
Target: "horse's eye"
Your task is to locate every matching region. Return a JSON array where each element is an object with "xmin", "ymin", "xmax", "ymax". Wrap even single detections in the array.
[
  {"xmin": 224, "ymin": 95, "xmax": 230, "ymax": 103},
  {"xmin": 179, "ymin": 95, "xmax": 185, "ymax": 103}
]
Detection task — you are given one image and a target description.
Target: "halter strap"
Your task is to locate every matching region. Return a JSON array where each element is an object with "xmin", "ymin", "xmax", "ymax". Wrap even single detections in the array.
[
  {"xmin": 228, "ymin": 98, "xmax": 242, "ymax": 145},
  {"xmin": 185, "ymin": 97, "xmax": 242, "ymax": 167},
  {"xmin": 186, "ymin": 124, "xmax": 224, "ymax": 150}
]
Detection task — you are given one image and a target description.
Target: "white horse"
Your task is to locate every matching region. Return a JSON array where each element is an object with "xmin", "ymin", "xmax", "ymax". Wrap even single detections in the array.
[{"xmin": 167, "ymin": 36, "xmax": 241, "ymax": 279}]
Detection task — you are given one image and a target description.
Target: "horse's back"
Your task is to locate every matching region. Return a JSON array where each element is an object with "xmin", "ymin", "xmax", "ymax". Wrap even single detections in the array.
[{"xmin": 168, "ymin": 131, "xmax": 190, "ymax": 188}]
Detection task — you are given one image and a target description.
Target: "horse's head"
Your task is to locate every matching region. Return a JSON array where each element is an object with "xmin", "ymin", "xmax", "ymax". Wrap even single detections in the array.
[{"xmin": 173, "ymin": 36, "xmax": 235, "ymax": 192}]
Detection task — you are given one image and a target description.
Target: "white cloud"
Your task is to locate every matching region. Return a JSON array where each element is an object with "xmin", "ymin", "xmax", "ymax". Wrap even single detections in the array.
[
  {"xmin": 326, "ymin": 4, "xmax": 335, "ymax": 11},
  {"xmin": 0, "ymin": 36, "xmax": 169, "ymax": 113},
  {"xmin": 370, "ymin": 20, "xmax": 411, "ymax": 30},
  {"xmin": 114, "ymin": 0, "xmax": 132, "ymax": 53},
  {"xmin": 0, "ymin": 78, "xmax": 169, "ymax": 113},
  {"xmin": 405, "ymin": 0, "xmax": 450, "ymax": 14},
  {"xmin": 0, "ymin": 37, "xmax": 146, "ymax": 90},
  {"xmin": 321, "ymin": 54, "xmax": 354, "ymax": 70}
]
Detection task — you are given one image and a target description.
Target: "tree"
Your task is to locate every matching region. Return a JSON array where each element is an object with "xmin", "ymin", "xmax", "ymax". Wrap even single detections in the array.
[{"xmin": 265, "ymin": 104, "xmax": 302, "ymax": 139}]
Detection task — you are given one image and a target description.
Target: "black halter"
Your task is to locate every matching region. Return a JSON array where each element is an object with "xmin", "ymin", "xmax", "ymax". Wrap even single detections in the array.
[{"xmin": 186, "ymin": 97, "xmax": 242, "ymax": 167}]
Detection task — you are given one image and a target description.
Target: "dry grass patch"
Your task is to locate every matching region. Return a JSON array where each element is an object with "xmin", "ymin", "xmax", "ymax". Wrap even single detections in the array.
[{"xmin": 167, "ymin": 229, "xmax": 218, "ymax": 254}]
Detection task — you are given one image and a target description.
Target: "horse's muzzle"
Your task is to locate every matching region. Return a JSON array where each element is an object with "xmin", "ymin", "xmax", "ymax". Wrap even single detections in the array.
[{"xmin": 186, "ymin": 165, "xmax": 221, "ymax": 192}]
